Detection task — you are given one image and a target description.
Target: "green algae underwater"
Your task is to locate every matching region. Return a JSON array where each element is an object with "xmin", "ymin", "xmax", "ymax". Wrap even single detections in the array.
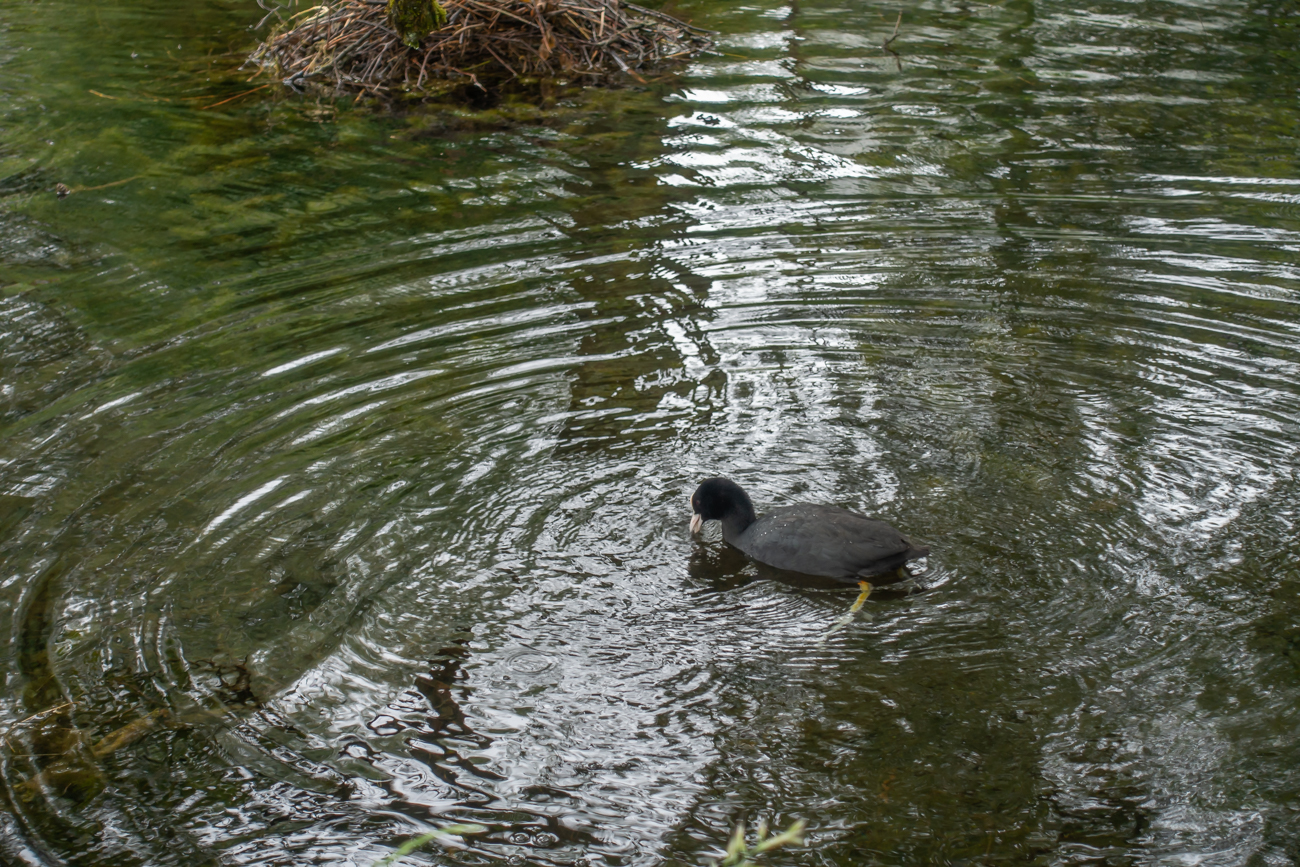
[{"xmin": 2, "ymin": 0, "xmax": 1300, "ymax": 864}]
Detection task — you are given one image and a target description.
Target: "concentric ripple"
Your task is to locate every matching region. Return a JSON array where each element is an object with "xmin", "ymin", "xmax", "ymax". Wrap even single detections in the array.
[{"xmin": 2, "ymin": 0, "xmax": 1299, "ymax": 864}]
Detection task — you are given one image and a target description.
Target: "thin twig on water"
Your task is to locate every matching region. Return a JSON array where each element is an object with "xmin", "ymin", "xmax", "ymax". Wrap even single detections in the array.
[{"xmin": 883, "ymin": 9, "xmax": 902, "ymax": 70}]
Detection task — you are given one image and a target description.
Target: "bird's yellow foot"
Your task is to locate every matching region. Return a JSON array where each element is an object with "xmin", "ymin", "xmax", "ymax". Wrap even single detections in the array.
[
  {"xmin": 818, "ymin": 580, "xmax": 873, "ymax": 644},
  {"xmin": 849, "ymin": 579, "xmax": 873, "ymax": 613}
]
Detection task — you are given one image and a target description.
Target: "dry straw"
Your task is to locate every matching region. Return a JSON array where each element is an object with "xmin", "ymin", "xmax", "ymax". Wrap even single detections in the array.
[{"xmin": 249, "ymin": 0, "xmax": 714, "ymax": 94}]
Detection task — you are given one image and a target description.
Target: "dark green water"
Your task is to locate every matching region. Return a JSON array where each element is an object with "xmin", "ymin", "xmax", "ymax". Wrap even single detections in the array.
[{"xmin": 2, "ymin": 0, "xmax": 1299, "ymax": 864}]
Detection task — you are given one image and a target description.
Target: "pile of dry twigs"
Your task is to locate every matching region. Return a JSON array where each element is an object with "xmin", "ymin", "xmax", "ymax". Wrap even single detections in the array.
[{"xmin": 249, "ymin": 0, "xmax": 714, "ymax": 94}]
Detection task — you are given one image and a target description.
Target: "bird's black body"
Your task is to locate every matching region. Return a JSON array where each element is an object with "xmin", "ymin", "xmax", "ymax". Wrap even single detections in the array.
[{"xmin": 689, "ymin": 477, "xmax": 928, "ymax": 583}]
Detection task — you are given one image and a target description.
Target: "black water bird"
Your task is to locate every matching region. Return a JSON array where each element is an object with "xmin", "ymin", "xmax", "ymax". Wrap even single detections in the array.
[{"xmin": 689, "ymin": 477, "xmax": 928, "ymax": 604}]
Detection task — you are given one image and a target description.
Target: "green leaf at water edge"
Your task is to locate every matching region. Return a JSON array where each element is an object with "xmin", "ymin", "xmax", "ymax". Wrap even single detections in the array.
[
  {"xmin": 372, "ymin": 823, "xmax": 489, "ymax": 867},
  {"xmin": 717, "ymin": 819, "xmax": 806, "ymax": 867},
  {"xmin": 724, "ymin": 823, "xmax": 747, "ymax": 862},
  {"xmin": 752, "ymin": 820, "xmax": 806, "ymax": 854}
]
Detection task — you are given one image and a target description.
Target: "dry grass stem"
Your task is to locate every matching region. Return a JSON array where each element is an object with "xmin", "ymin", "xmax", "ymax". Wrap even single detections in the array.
[{"xmin": 248, "ymin": 0, "xmax": 714, "ymax": 94}]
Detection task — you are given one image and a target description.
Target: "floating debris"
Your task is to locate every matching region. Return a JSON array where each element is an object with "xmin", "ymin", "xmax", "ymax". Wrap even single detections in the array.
[{"xmin": 249, "ymin": 0, "xmax": 714, "ymax": 95}]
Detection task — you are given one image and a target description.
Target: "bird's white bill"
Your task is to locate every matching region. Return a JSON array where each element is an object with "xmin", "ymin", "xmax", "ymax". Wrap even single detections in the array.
[{"xmin": 689, "ymin": 513, "xmax": 703, "ymax": 534}]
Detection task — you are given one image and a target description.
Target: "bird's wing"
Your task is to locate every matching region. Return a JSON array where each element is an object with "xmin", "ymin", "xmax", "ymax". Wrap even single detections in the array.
[{"xmin": 739, "ymin": 506, "xmax": 913, "ymax": 579}]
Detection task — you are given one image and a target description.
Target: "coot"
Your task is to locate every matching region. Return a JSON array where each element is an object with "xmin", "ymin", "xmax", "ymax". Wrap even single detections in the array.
[{"xmin": 689, "ymin": 477, "xmax": 928, "ymax": 585}]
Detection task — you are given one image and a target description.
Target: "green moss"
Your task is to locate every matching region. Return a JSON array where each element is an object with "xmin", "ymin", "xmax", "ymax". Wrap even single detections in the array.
[{"xmin": 386, "ymin": 0, "xmax": 447, "ymax": 49}]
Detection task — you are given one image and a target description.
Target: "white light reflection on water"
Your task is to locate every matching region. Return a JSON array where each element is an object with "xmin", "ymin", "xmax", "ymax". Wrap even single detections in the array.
[{"xmin": 2, "ymin": 0, "xmax": 1300, "ymax": 864}]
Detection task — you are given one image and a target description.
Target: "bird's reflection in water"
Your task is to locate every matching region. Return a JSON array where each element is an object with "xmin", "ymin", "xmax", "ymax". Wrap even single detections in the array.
[
  {"xmin": 685, "ymin": 539, "xmax": 756, "ymax": 593},
  {"xmin": 687, "ymin": 541, "xmax": 929, "ymax": 600}
]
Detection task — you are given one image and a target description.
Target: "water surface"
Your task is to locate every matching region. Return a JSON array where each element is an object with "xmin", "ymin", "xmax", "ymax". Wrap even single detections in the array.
[{"xmin": 2, "ymin": 0, "xmax": 1299, "ymax": 864}]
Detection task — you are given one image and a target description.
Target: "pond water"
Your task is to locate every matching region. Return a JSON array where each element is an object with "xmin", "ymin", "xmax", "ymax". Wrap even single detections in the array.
[{"xmin": 2, "ymin": 0, "xmax": 1299, "ymax": 864}]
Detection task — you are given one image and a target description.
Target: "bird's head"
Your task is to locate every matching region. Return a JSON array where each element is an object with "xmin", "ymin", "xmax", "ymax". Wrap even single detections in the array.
[{"xmin": 689, "ymin": 477, "xmax": 755, "ymax": 534}]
